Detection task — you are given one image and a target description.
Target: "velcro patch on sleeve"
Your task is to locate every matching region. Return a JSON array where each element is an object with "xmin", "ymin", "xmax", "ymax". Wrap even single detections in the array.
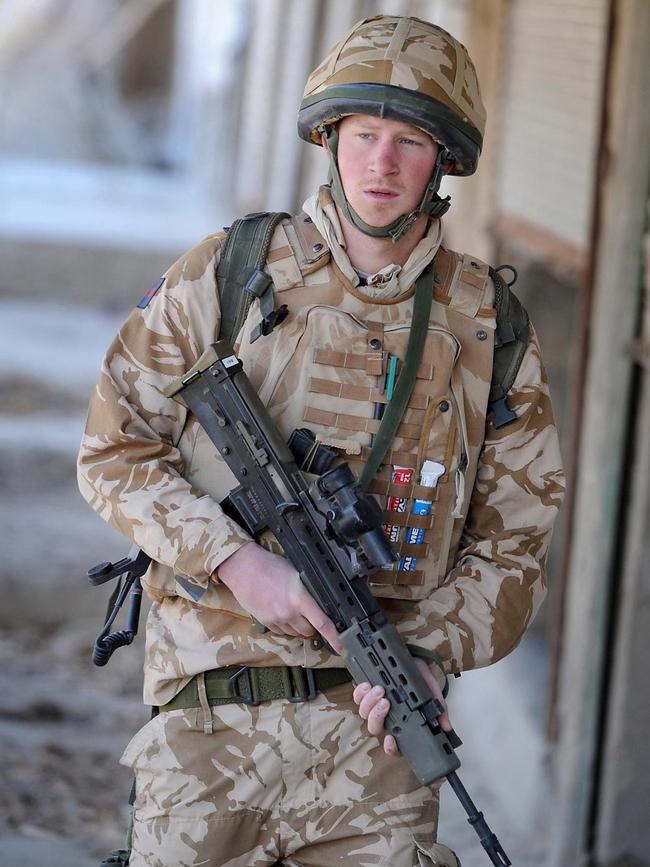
[{"xmin": 136, "ymin": 276, "xmax": 165, "ymax": 309}]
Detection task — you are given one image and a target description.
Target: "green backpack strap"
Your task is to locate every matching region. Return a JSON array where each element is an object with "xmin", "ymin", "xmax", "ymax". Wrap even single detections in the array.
[
  {"xmin": 488, "ymin": 265, "xmax": 530, "ymax": 428},
  {"xmin": 216, "ymin": 211, "xmax": 290, "ymax": 344}
]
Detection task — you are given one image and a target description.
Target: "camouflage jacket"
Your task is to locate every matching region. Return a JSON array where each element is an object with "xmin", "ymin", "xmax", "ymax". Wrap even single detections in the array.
[{"xmin": 78, "ymin": 197, "xmax": 565, "ymax": 705}]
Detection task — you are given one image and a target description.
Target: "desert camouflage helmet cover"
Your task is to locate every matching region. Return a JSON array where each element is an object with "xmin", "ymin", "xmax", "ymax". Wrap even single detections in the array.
[{"xmin": 298, "ymin": 15, "xmax": 486, "ymax": 176}]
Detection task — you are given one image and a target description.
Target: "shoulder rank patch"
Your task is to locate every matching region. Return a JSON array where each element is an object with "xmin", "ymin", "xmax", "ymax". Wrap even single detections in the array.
[{"xmin": 137, "ymin": 276, "xmax": 165, "ymax": 309}]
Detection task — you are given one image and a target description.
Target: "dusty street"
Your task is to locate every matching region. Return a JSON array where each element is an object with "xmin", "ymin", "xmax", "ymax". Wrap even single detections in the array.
[{"xmin": 0, "ymin": 299, "xmax": 143, "ymax": 865}]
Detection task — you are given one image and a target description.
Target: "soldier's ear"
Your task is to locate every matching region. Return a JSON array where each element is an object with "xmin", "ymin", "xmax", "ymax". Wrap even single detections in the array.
[{"xmin": 322, "ymin": 132, "xmax": 330, "ymax": 153}]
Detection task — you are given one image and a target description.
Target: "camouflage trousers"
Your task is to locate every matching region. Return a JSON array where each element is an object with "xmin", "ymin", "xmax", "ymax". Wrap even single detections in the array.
[{"xmin": 120, "ymin": 680, "xmax": 460, "ymax": 867}]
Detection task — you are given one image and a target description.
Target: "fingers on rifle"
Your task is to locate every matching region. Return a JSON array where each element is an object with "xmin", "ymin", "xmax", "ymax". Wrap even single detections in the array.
[
  {"xmin": 271, "ymin": 617, "xmax": 317, "ymax": 639},
  {"xmin": 353, "ymin": 686, "xmax": 399, "ymax": 756},
  {"xmin": 438, "ymin": 708, "xmax": 452, "ymax": 732},
  {"xmin": 369, "ymin": 697, "xmax": 390, "ymax": 736},
  {"xmin": 301, "ymin": 595, "xmax": 343, "ymax": 654},
  {"xmin": 295, "ymin": 616, "xmax": 318, "ymax": 638},
  {"xmin": 353, "ymin": 682, "xmax": 372, "ymax": 705},
  {"xmin": 358, "ymin": 685, "xmax": 386, "ymax": 724},
  {"xmin": 383, "ymin": 734, "xmax": 400, "ymax": 757}
]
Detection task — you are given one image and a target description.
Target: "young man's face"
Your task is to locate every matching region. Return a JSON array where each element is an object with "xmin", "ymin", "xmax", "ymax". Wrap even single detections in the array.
[{"xmin": 330, "ymin": 115, "xmax": 440, "ymax": 229}]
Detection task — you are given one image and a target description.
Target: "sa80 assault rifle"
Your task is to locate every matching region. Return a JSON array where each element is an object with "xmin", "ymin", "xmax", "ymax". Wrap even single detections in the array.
[{"xmin": 161, "ymin": 340, "xmax": 511, "ymax": 866}]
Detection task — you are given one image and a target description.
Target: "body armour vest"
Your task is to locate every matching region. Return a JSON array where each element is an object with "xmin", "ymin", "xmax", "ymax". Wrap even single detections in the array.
[{"xmin": 141, "ymin": 214, "xmax": 497, "ymax": 618}]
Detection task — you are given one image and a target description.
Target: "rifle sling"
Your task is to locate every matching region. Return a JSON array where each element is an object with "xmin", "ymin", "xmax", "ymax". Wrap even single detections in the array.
[{"xmin": 359, "ymin": 261, "xmax": 434, "ymax": 490}]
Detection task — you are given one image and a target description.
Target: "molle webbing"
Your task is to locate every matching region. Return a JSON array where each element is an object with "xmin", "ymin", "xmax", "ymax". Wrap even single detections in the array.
[
  {"xmin": 380, "ymin": 511, "xmax": 434, "ymax": 530},
  {"xmin": 367, "ymin": 473, "xmax": 443, "ymax": 501},
  {"xmin": 312, "ymin": 348, "xmax": 436, "ymax": 383},
  {"xmin": 308, "ymin": 377, "xmax": 430, "ymax": 411},
  {"xmin": 304, "ymin": 406, "xmax": 423, "ymax": 443},
  {"xmin": 370, "ymin": 569, "xmax": 425, "ymax": 586},
  {"xmin": 360, "ymin": 444, "xmax": 426, "ymax": 469}
]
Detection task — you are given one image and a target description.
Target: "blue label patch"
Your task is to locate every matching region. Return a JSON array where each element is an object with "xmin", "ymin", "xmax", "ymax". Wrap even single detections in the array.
[{"xmin": 137, "ymin": 276, "xmax": 165, "ymax": 309}]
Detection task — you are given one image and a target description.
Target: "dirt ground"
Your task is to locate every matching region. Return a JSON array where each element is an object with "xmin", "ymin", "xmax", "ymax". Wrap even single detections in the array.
[
  {"xmin": 0, "ymin": 297, "xmax": 551, "ymax": 867},
  {"xmin": 0, "ymin": 299, "xmax": 141, "ymax": 865}
]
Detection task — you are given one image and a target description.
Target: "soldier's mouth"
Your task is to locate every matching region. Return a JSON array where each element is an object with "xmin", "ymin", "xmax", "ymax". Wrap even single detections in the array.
[{"xmin": 364, "ymin": 188, "xmax": 400, "ymax": 200}]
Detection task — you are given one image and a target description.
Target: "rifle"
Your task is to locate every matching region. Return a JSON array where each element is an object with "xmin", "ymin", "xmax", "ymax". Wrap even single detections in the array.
[{"xmin": 163, "ymin": 339, "xmax": 511, "ymax": 866}]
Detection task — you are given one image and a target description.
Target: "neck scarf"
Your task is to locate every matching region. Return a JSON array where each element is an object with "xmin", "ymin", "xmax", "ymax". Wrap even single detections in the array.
[{"xmin": 302, "ymin": 186, "xmax": 443, "ymax": 301}]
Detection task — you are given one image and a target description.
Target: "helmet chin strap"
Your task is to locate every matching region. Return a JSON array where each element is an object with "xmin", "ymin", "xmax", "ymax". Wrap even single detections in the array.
[{"xmin": 325, "ymin": 126, "xmax": 452, "ymax": 244}]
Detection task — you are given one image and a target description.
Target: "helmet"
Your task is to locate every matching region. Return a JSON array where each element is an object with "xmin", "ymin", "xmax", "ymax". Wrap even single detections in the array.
[
  {"xmin": 299, "ymin": 15, "xmax": 485, "ymax": 176},
  {"xmin": 297, "ymin": 16, "xmax": 486, "ymax": 241}
]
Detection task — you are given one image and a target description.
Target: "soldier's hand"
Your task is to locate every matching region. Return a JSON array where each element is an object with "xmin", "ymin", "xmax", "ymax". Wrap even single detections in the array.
[
  {"xmin": 216, "ymin": 542, "xmax": 343, "ymax": 654},
  {"xmin": 353, "ymin": 657, "xmax": 451, "ymax": 756}
]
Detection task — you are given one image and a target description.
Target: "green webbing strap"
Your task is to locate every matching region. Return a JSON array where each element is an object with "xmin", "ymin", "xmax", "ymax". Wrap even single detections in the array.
[
  {"xmin": 406, "ymin": 643, "xmax": 449, "ymax": 697},
  {"xmin": 488, "ymin": 266, "xmax": 530, "ymax": 428},
  {"xmin": 359, "ymin": 261, "xmax": 435, "ymax": 490},
  {"xmin": 216, "ymin": 211, "xmax": 290, "ymax": 344},
  {"xmin": 159, "ymin": 666, "xmax": 352, "ymax": 712}
]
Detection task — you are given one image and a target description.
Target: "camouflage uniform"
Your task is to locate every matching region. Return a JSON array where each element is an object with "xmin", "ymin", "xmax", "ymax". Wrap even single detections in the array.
[{"xmin": 78, "ymin": 15, "xmax": 564, "ymax": 867}]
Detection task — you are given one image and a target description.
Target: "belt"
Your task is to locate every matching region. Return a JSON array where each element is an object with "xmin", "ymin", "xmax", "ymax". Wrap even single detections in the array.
[{"xmin": 159, "ymin": 665, "xmax": 353, "ymax": 712}]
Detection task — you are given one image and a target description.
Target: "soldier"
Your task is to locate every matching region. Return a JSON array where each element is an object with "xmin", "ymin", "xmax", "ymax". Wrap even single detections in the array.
[{"xmin": 78, "ymin": 14, "xmax": 564, "ymax": 867}]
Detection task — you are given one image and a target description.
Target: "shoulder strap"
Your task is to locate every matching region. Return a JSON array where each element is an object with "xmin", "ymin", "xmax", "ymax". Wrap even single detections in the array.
[
  {"xmin": 488, "ymin": 266, "xmax": 530, "ymax": 428},
  {"xmin": 216, "ymin": 211, "xmax": 290, "ymax": 345},
  {"xmin": 359, "ymin": 260, "xmax": 435, "ymax": 490}
]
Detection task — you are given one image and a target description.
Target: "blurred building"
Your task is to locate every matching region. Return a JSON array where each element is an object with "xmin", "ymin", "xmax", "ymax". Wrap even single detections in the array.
[{"xmin": 1, "ymin": 1, "xmax": 648, "ymax": 865}]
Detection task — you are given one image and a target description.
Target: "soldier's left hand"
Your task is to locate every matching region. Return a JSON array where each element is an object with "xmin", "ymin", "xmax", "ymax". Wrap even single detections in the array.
[{"xmin": 353, "ymin": 657, "xmax": 451, "ymax": 756}]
